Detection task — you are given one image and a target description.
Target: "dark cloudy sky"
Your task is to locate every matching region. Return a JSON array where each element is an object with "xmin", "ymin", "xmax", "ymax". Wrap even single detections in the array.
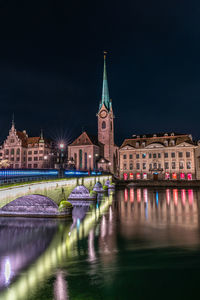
[{"xmin": 0, "ymin": 0, "xmax": 200, "ymax": 145}]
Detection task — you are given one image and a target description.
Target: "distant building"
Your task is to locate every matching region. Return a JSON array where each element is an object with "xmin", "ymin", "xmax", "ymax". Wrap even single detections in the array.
[
  {"xmin": 0, "ymin": 122, "xmax": 55, "ymax": 169},
  {"xmin": 68, "ymin": 54, "xmax": 118, "ymax": 174},
  {"xmin": 119, "ymin": 132, "xmax": 197, "ymax": 180}
]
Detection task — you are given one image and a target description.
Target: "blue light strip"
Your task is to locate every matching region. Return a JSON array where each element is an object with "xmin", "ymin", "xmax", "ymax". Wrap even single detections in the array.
[{"xmin": 0, "ymin": 169, "xmax": 58, "ymax": 178}]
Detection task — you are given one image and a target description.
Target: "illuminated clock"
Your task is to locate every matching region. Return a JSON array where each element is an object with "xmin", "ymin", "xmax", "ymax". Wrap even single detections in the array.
[{"xmin": 100, "ymin": 110, "xmax": 107, "ymax": 118}]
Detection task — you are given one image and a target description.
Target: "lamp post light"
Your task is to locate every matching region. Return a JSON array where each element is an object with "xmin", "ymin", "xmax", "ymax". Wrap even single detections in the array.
[
  {"xmin": 95, "ymin": 153, "xmax": 99, "ymax": 171},
  {"xmin": 88, "ymin": 154, "xmax": 92, "ymax": 171},
  {"xmin": 59, "ymin": 143, "xmax": 65, "ymax": 178}
]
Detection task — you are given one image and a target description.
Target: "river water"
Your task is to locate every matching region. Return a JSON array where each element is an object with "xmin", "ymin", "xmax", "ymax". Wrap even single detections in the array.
[{"xmin": 1, "ymin": 187, "xmax": 200, "ymax": 300}]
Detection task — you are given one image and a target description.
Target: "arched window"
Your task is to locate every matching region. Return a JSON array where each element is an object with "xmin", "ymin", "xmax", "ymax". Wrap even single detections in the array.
[
  {"xmin": 11, "ymin": 148, "xmax": 14, "ymax": 155},
  {"xmin": 102, "ymin": 121, "xmax": 106, "ymax": 129},
  {"xmin": 85, "ymin": 152, "xmax": 87, "ymax": 169},
  {"xmin": 17, "ymin": 148, "xmax": 20, "ymax": 155},
  {"xmin": 79, "ymin": 149, "xmax": 82, "ymax": 169}
]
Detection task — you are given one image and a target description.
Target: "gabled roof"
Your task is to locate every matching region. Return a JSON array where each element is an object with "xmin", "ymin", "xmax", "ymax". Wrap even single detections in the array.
[
  {"xmin": 69, "ymin": 131, "xmax": 99, "ymax": 147},
  {"xmin": 120, "ymin": 133, "xmax": 196, "ymax": 149},
  {"xmin": 16, "ymin": 131, "xmax": 27, "ymax": 147}
]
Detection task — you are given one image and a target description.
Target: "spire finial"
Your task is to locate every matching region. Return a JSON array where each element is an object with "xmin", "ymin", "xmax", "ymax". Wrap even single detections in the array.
[
  {"xmin": 12, "ymin": 113, "xmax": 14, "ymax": 126},
  {"xmin": 99, "ymin": 51, "xmax": 110, "ymax": 112},
  {"xmin": 40, "ymin": 128, "xmax": 43, "ymax": 140}
]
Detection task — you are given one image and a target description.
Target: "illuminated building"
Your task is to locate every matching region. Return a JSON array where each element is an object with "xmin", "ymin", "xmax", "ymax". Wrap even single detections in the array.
[
  {"xmin": 0, "ymin": 121, "xmax": 54, "ymax": 169},
  {"xmin": 119, "ymin": 132, "xmax": 197, "ymax": 180},
  {"xmin": 68, "ymin": 53, "xmax": 118, "ymax": 174}
]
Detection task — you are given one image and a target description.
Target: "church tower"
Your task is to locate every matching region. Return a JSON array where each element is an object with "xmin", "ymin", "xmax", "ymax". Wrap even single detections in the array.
[{"xmin": 97, "ymin": 52, "xmax": 116, "ymax": 172}]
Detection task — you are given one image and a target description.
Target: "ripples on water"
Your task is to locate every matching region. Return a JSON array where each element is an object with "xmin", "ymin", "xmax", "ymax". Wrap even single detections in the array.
[{"xmin": 1, "ymin": 188, "xmax": 200, "ymax": 300}]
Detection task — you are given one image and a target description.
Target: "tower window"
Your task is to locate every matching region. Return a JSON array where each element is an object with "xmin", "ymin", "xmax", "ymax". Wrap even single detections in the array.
[{"xmin": 102, "ymin": 121, "xmax": 106, "ymax": 129}]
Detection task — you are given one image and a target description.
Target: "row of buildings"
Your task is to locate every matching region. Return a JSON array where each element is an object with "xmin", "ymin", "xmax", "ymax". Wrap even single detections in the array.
[{"xmin": 1, "ymin": 54, "xmax": 200, "ymax": 180}]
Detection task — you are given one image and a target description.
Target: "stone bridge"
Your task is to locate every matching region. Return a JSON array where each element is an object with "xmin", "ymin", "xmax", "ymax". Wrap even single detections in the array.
[{"xmin": 0, "ymin": 175, "xmax": 112, "ymax": 208}]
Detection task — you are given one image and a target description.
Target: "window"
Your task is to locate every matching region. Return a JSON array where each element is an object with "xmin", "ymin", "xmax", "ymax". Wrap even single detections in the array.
[
  {"xmin": 149, "ymin": 163, "xmax": 152, "ymax": 169},
  {"xmin": 153, "ymin": 162, "xmax": 157, "ymax": 169},
  {"xmin": 179, "ymin": 161, "xmax": 184, "ymax": 169},
  {"xmin": 136, "ymin": 163, "xmax": 140, "ymax": 170},
  {"xmin": 74, "ymin": 153, "xmax": 77, "ymax": 164},
  {"xmin": 123, "ymin": 154, "xmax": 127, "ymax": 159},
  {"xmin": 79, "ymin": 149, "xmax": 82, "ymax": 169},
  {"xmin": 186, "ymin": 152, "xmax": 190, "ymax": 158},
  {"xmin": 123, "ymin": 163, "xmax": 127, "ymax": 170},
  {"xmin": 28, "ymin": 151, "xmax": 32, "ymax": 155},
  {"xmin": 16, "ymin": 148, "xmax": 20, "ymax": 155},
  {"xmin": 39, "ymin": 150, "xmax": 43, "ymax": 154},
  {"xmin": 158, "ymin": 153, "xmax": 161, "ymax": 158},
  {"xmin": 136, "ymin": 154, "xmax": 140, "ymax": 159},
  {"xmin": 11, "ymin": 148, "xmax": 14, "ymax": 155},
  {"xmin": 143, "ymin": 163, "xmax": 146, "ymax": 170},
  {"xmin": 85, "ymin": 152, "xmax": 87, "ymax": 169},
  {"xmin": 149, "ymin": 153, "xmax": 152, "ymax": 158},
  {"xmin": 142, "ymin": 153, "xmax": 146, "ymax": 158},
  {"xmin": 102, "ymin": 121, "xmax": 106, "ymax": 129},
  {"xmin": 178, "ymin": 152, "xmax": 183, "ymax": 158},
  {"xmin": 33, "ymin": 164, "xmax": 38, "ymax": 168},
  {"xmin": 172, "ymin": 162, "xmax": 176, "ymax": 169},
  {"xmin": 130, "ymin": 163, "xmax": 133, "ymax": 170},
  {"xmin": 34, "ymin": 157, "xmax": 38, "ymax": 161},
  {"xmin": 171, "ymin": 152, "xmax": 175, "ymax": 158},
  {"xmin": 187, "ymin": 161, "xmax": 191, "ymax": 169},
  {"xmin": 0, "ymin": 153, "xmax": 2, "ymax": 156},
  {"xmin": 158, "ymin": 163, "xmax": 161, "ymax": 169},
  {"xmin": 136, "ymin": 142, "xmax": 139, "ymax": 148},
  {"xmin": 5, "ymin": 149, "xmax": 9, "ymax": 155},
  {"xmin": 164, "ymin": 152, "xmax": 168, "ymax": 158},
  {"xmin": 11, "ymin": 157, "xmax": 14, "ymax": 161},
  {"xmin": 34, "ymin": 151, "xmax": 38, "ymax": 154},
  {"xmin": 16, "ymin": 157, "xmax": 20, "ymax": 161},
  {"xmin": 10, "ymin": 139, "xmax": 14, "ymax": 143},
  {"xmin": 39, "ymin": 157, "xmax": 43, "ymax": 161},
  {"xmin": 165, "ymin": 162, "xmax": 169, "ymax": 169},
  {"xmin": 129, "ymin": 154, "xmax": 133, "ymax": 159},
  {"xmin": 28, "ymin": 164, "xmax": 32, "ymax": 168},
  {"xmin": 28, "ymin": 157, "xmax": 32, "ymax": 161},
  {"xmin": 153, "ymin": 153, "xmax": 156, "ymax": 158},
  {"xmin": 15, "ymin": 164, "xmax": 19, "ymax": 168}
]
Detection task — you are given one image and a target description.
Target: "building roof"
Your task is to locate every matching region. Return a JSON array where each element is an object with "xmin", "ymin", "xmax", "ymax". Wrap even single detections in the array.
[
  {"xmin": 99, "ymin": 53, "xmax": 112, "ymax": 112},
  {"xmin": 120, "ymin": 133, "xmax": 196, "ymax": 149},
  {"xmin": 69, "ymin": 131, "xmax": 100, "ymax": 147},
  {"xmin": 16, "ymin": 131, "xmax": 28, "ymax": 147}
]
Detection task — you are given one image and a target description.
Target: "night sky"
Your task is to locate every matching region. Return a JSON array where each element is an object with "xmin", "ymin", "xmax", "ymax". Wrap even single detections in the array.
[{"xmin": 0, "ymin": 0, "xmax": 200, "ymax": 145}]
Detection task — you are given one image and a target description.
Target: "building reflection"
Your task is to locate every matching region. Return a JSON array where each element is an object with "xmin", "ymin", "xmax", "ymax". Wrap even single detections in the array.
[{"xmin": 118, "ymin": 187, "xmax": 200, "ymax": 247}]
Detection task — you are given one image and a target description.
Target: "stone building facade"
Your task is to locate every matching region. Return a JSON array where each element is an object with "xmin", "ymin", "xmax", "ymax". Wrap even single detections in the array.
[
  {"xmin": 68, "ymin": 54, "xmax": 118, "ymax": 174},
  {"xmin": 0, "ymin": 122, "xmax": 54, "ymax": 169},
  {"xmin": 119, "ymin": 133, "xmax": 197, "ymax": 180}
]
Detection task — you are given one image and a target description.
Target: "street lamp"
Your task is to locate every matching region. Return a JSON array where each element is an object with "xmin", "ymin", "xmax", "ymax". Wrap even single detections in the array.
[
  {"xmin": 44, "ymin": 155, "xmax": 48, "ymax": 169},
  {"xmin": 88, "ymin": 154, "xmax": 92, "ymax": 171}
]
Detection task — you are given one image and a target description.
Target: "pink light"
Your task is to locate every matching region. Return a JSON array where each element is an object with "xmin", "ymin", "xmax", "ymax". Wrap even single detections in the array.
[
  {"xmin": 124, "ymin": 188, "xmax": 128, "ymax": 202},
  {"xmin": 181, "ymin": 189, "xmax": 186, "ymax": 206},
  {"xmin": 187, "ymin": 173, "xmax": 192, "ymax": 181},
  {"xmin": 136, "ymin": 173, "xmax": 141, "ymax": 180},
  {"xmin": 129, "ymin": 173, "xmax": 134, "ymax": 180},
  {"xmin": 188, "ymin": 189, "xmax": 194, "ymax": 206},
  {"xmin": 166, "ymin": 189, "xmax": 170, "ymax": 205},
  {"xmin": 137, "ymin": 189, "xmax": 141, "ymax": 203},
  {"xmin": 173, "ymin": 189, "xmax": 178, "ymax": 206},
  {"xmin": 165, "ymin": 172, "xmax": 170, "ymax": 180},
  {"xmin": 123, "ymin": 173, "xmax": 128, "ymax": 180},
  {"xmin": 130, "ymin": 188, "xmax": 134, "ymax": 203},
  {"xmin": 143, "ymin": 188, "xmax": 148, "ymax": 203},
  {"xmin": 180, "ymin": 173, "xmax": 185, "ymax": 179},
  {"xmin": 143, "ymin": 173, "xmax": 147, "ymax": 179}
]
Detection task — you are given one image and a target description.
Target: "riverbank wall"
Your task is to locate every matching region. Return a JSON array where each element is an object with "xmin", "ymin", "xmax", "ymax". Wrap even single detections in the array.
[{"xmin": 115, "ymin": 179, "xmax": 200, "ymax": 188}]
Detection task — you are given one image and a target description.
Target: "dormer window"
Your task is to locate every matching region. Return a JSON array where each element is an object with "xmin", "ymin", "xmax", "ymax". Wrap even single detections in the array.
[
  {"xmin": 153, "ymin": 134, "xmax": 157, "ymax": 137},
  {"xmin": 170, "ymin": 140, "xmax": 175, "ymax": 146},
  {"xmin": 142, "ymin": 142, "xmax": 146, "ymax": 147},
  {"xmin": 164, "ymin": 140, "xmax": 168, "ymax": 146},
  {"xmin": 164, "ymin": 133, "xmax": 168, "ymax": 136},
  {"xmin": 171, "ymin": 133, "xmax": 175, "ymax": 136}
]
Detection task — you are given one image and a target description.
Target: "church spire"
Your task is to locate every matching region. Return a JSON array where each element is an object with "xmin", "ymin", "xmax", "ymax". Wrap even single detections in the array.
[{"xmin": 99, "ymin": 51, "xmax": 111, "ymax": 111}]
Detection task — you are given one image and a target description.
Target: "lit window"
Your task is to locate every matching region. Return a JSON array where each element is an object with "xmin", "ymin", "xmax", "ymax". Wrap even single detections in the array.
[
  {"xmin": 179, "ymin": 161, "xmax": 184, "ymax": 169},
  {"xmin": 153, "ymin": 162, "xmax": 157, "ymax": 169},
  {"xmin": 123, "ymin": 163, "xmax": 127, "ymax": 170},
  {"xmin": 142, "ymin": 153, "xmax": 146, "ymax": 158},
  {"xmin": 187, "ymin": 161, "xmax": 191, "ymax": 169}
]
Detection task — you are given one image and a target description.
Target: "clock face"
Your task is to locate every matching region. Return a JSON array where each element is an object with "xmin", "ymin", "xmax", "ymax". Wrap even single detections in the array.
[{"xmin": 100, "ymin": 110, "xmax": 107, "ymax": 118}]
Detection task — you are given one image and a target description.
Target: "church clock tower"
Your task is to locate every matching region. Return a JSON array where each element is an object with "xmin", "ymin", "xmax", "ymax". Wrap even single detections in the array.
[{"xmin": 97, "ymin": 52, "xmax": 117, "ymax": 173}]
